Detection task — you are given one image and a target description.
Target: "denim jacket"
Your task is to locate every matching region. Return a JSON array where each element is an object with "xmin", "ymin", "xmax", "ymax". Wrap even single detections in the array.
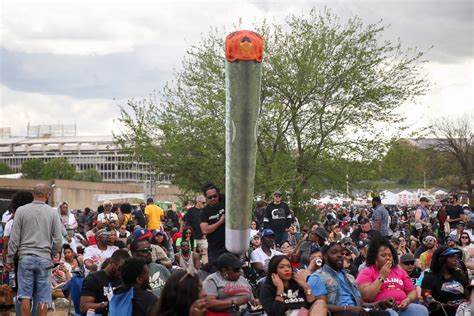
[{"xmin": 315, "ymin": 264, "xmax": 361, "ymax": 306}]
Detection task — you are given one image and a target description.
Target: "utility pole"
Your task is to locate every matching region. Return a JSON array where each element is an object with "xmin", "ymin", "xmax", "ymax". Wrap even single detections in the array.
[
  {"xmin": 423, "ymin": 171, "xmax": 426, "ymax": 190},
  {"xmin": 346, "ymin": 174, "xmax": 349, "ymax": 196}
]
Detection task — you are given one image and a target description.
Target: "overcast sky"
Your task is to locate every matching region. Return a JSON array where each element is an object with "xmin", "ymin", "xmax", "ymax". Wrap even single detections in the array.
[{"xmin": 1, "ymin": 0, "xmax": 473, "ymax": 137}]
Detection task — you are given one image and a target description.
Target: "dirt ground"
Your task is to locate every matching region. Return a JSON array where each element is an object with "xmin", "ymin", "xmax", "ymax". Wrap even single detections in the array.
[{"xmin": 8, "ymin": 306, "xmax": 69, "ymax": 315}]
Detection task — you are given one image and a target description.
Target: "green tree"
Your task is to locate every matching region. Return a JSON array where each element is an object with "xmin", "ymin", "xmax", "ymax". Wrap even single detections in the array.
[
  {"xmin": 21, "ymin": 159, "xmax": 45, "ymax": 179},
  {"xmin": 115, "ymin": 9, "xmax": 429, "ymax": 214},
  {"xmin": 74, "ymin": 169, "xmax": 103, "ymax": 182},
  {"xmin": 41, "ymin": 158, "xmax": 77, "ymax": 180},
  {"xmin": 429, "ymin": 116, "xmax": 474, "ymax": 205},
  {"xmin": 0, "ymin": 163, "xmax": 13, "ymax": 175},
  {"xmin": 381, "ymin": 139, "xmax": 426, "ymax": 184}
]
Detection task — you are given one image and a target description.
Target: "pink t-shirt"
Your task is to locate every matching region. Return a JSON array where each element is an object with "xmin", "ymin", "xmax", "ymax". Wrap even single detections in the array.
[{"xmin": 356, "ymin": 265, "xmax": 414, "ymax": 304}]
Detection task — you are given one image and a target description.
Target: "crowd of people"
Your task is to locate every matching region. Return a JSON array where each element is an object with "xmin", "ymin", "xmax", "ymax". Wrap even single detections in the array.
[{"xmin": 1, "ymin": 182, "xmax": 473, "ymax": 316}]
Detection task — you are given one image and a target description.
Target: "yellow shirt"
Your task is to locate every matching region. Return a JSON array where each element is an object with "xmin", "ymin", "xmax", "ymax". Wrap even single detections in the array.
[{"xmin": 145, "ymin": 204, "xmax": 164, "ymax": 230}]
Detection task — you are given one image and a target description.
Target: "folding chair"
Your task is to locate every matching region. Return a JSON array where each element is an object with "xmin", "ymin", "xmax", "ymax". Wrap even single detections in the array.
[
  {"xmin": 109, "ymin": 287, "xmax": 134, "ymax": 316},
  {"xmin": 66, "ymin": 275, "xmax": 84, "ymax": 316}
]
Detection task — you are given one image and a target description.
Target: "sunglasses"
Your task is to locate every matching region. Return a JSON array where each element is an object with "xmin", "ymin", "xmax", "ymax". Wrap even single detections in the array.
[
  {"xmin": 105, "ymin": 204, "xmax": 112, "ymax": 207},
  {"xmin": 461, "ymin": 236, "xmax": 469, "ymax": 239},
  {"xmin": 137, "ymin": 248, "xmax": 152, "ymax": 253},
  {"xmin": 228, "ymin": 267, "xmax": 240, "ymax": 272},
  {"xmin": 403, "ymin": 261, "xmax": 415, "ymax": 266},
  {"xmin": 207, "ymin": 194, "xmax": 218, "ymax": 200}
]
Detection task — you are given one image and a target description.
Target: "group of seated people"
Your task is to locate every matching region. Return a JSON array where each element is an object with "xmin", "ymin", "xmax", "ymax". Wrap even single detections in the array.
[
  {"xmin": 6, "ymin": 190, "xmax": 473, "ymax": 315},
  {"xmin": 43, "ymin": 214, "xmax": 474, "ymax": 316}
]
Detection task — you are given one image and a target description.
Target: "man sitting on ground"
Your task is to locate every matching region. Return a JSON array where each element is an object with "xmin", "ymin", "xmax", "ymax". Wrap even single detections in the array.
[
  {"xmin": 250, "ymin": 229, "xmax": 282, "ymax": 275},
  {"xmin": 130, "ymin": 239, "xmax": 170, "ymax": 298},
  {"xmin": 80, "ymin": 249, "xmax": 130, "ymax": 314},
  {"xmin": 133, "ymin": 228, "xmax": 172, "ymax": 268},
  {"xmin": 83, "ymin": 229, "xmax": 119, "ymax": 275},
  {"xmin": 307, "ymin": 243, "xmax": 391, "ymax": 316},
  {"xmin": 116, "ymin": 257, "xmax": 158, "ymax": 316}
]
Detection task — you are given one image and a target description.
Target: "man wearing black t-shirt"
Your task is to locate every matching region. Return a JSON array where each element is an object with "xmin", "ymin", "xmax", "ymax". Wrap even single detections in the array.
[
  {"xmin": 446, "ymin": 195, "xmax": 464, "ymax": 230},
  {"xmin": 349, "ymin": 218, "xmax": 382, "ymax": 242},
  {"xmin": 184, "ymin": 195, "xmax": 206, "ymax": 254},
  {"xmin": 79, "ymin": 249, "xmax": 130, "ymax": 314},
  {"xmin": 116, "ymin": 257, "xmax": 158, "ymax": 316},
  {"xmin": 200, "ymin": 185, "xmax": 226, "ymax": 270},
  {"xmin": 263, "ymin": 191, "xmax": 293, "ymax": 246}
]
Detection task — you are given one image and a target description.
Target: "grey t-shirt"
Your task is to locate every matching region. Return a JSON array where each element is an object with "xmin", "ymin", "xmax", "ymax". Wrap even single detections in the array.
[
  {"xmin": 371, "ymin": 204, "xmax": 390, "ymax": 237},
  {"xmin": 148, "ymin": 262, "xmax": 170, "ymax": 298},
  {"xmin": 203, "ymin": 272, "xmax": 254, "ymax": 313}
]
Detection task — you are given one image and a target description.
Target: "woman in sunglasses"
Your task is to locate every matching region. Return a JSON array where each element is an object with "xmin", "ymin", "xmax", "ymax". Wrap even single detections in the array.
[
  {"xmin": 202, "ymin": 253, "xmax": 257, "ymax": 314},
  {"xmin": 176, "ymin": 226, "xmax": 197, "ymax": 253},
  {"xmin": 398, "ymin": 235, "xmax": 412, "ymax": 256},
  {"xmin": 458, "ymin": 232, "xmax": 472, "ymax": 252}
]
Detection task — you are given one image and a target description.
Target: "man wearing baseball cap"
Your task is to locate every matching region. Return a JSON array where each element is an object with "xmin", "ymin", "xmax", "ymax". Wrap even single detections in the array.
[
  {"xmin": 263, "ymin": 191, "xmax": 293, "ymax": 246},
  {"xmin": 250, "ymin": 229, "xmax": 282, "ymax": 274},
  {"xmin": 354, "ymin": 239, "xmax": 369, "ymax": 271},
  {"xmin": 399, "ymin": 254, "xmax": 421, "ymax": 285}
]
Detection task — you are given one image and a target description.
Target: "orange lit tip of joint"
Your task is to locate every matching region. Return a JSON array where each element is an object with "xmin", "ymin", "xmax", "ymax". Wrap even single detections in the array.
[{"xmin": 225, "ymin": 30, "xmax": 264, "ymax": 62}]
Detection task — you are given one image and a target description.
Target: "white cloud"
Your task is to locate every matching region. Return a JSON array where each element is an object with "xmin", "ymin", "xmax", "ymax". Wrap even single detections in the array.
[
  {"xmin": 397, "ymin": 59, "xmax": 474, "ymax": 134},
  {"xmin": 0, "ymin": 84, "xmax": 120, "ymax": 136},
  {"xmin": 2, "ymin": 0, "xmax": 273, "ymax": 56},
  {"xmin": 1, "ymin": 0, "xmax": 472, "ymax": 137}
]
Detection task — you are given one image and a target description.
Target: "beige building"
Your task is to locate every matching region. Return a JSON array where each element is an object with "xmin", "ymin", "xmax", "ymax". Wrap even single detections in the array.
[{"xmin": 0, "ymin": 178, "xmax": 181, "ymax": 210}]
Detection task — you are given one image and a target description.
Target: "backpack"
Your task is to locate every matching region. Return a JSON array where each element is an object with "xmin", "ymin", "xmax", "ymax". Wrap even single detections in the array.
[
  {"xmin": 133, "ymin": 209, "xmax": 147, "ymax": 228},
  {"xmin": 109, "ymin": 287, "xmax": 134, "ymax": 316},
  {"xmin": 166, "ymin": 210, "xmax": 179, "ymax": 229}
]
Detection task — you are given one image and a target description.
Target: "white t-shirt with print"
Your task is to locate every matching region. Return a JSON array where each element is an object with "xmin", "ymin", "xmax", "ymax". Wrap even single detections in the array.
[
  {"xmin": 250, "ymin": 248, "xmax": 282, "ymax": 272},
  {"xmin": 83, "ymin": 245, "xmax": 118, "ymax": 275}
]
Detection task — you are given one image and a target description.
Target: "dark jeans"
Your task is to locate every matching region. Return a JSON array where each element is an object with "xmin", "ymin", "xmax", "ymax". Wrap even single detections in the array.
[
  {"xmin": 274, "ymin": 231, "xmax": 288, "ymax": 247},
  {"xmin": 208, "ymin": 247, "xmax": 229, "ymax": 273}
]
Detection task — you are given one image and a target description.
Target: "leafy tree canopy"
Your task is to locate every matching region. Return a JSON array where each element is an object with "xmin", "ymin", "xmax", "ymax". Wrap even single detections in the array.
[
  {"xmin": 0, "ymin": 163, "xmax": 13, "ymax": 175},
  {"xmin": 74, "ymin": 168, "xmax": 103, "ymax": 182},
  {"xmin": 41, "ymin": 158, "xmax": 76, "ymax": 180},
  {"xmin": 21, "ymin": 159, "xmax": 45, "ymax": 179},
  {"xmin": 115, "ymin": 8, "xmax": 429, "ymax": 215}
]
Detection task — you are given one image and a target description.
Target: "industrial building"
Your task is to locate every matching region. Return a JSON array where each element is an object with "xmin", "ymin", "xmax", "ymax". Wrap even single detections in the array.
[{"xmin": 0, "ymin": 124, "xmax": 169, "ymax": 184}]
